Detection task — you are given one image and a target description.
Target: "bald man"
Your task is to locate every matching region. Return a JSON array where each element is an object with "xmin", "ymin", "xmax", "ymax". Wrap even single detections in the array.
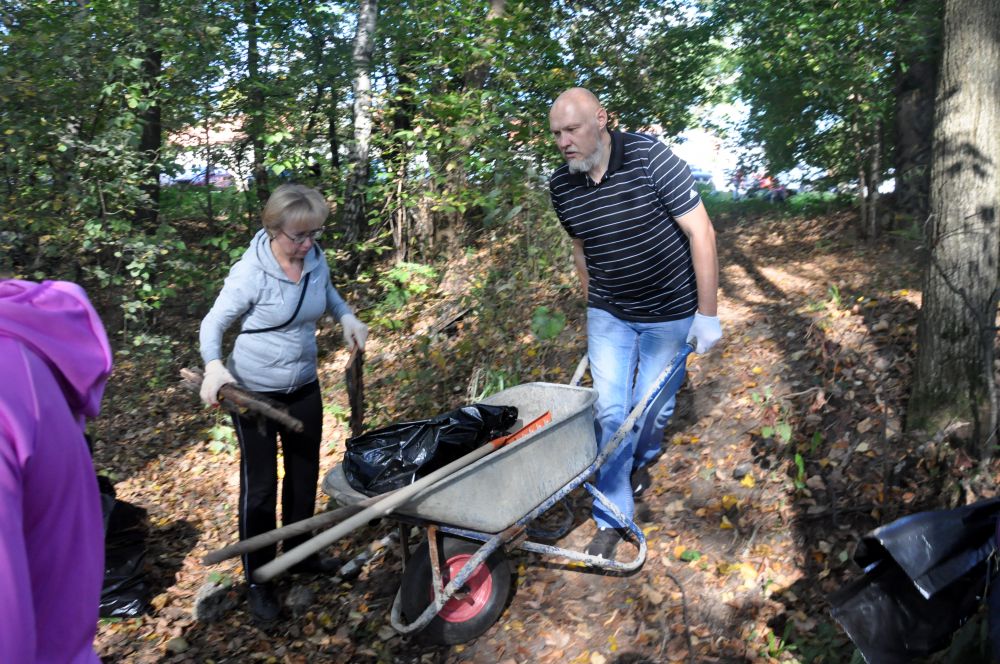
[{"xmin": 548, "ymin": 88, "xmax": 722, "ymax": 559}]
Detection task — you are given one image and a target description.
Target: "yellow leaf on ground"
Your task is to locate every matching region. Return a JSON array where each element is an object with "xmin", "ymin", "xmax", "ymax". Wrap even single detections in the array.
[
  {"xmin": 721, "ymin": 495, "xmax": 740, "ymax": 510},
  {"xmin": 720, "ymin": 515, "xmax": 734, "ymax": 530},
  {"xmin": 740, "ymin": 474, "xmax": 756, "ymax": 488}
]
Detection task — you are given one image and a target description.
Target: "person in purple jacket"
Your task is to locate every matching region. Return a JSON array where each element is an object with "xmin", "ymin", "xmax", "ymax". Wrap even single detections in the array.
[{"xmin": 0, "ymin": 279, "xmax": 112, "ymax": 663}]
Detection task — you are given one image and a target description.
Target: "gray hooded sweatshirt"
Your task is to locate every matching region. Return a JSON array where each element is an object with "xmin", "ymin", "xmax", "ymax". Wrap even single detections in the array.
[{"xmin": 199, "ymin": 229, "xmax": 352, "ymax": 393}]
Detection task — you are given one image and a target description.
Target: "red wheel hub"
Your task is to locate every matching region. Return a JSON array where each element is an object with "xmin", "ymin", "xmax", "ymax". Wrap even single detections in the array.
[{"xmin": 434, "ymin": 554, "xmax": 493, "ymax": 622}]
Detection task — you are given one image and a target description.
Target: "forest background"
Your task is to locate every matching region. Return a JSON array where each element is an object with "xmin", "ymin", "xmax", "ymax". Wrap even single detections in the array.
[{"xmin": 2, "ymin": 0, "xmax": 999, "ymax": 662}]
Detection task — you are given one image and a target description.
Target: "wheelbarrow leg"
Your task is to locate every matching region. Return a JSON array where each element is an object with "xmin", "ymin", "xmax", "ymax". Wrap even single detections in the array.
[{"xmin": 398, "ymin": 523, "xmax": 411, "ymax": 566}]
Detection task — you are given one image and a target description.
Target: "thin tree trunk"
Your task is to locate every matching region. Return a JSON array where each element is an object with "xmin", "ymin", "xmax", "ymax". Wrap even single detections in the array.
[
  {"xmin": 135, "ymin": 0, "xmax": 161, "ymax": 228},
  {"xmin": 867, "ymin": 119, "xmax": 882, "ymax": 242},
  {"xmin": 857, "ymin": 156, "xmax": 868, "ymax": 238},
  {"xmin": 328, "ymin": 86, "xmax": 340, "ymax": 172},
  {"xmin": 908, "ymin": 0, "xmax": 1000, "ymax": 455},
  {"xmin": 438, "ymin": 0, "xmax": 506, "ymax": 249},
  {"xmin": 204, "ymin": 116, "xmax": 213, "ymax": 222},
  {"xmin": 245, "ymin": 0, "xmax": 268, "ymax": 208},
  {"xmin": 893, "ymin": 55, "xmax": 938, "ymax": 227},
  {"xmin": 341, "ymin": 0, "xmax": 378, "ymax": 246}
]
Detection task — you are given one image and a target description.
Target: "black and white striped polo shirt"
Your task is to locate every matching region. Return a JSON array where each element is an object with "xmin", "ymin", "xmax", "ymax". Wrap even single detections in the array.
[{"xmin": 550, "ymin": 130, "xmax": 701, "ymax": 322}]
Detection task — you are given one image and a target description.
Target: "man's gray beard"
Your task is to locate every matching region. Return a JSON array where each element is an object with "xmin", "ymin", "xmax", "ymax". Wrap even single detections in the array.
[{"xmin": 567, "ymin": 140, "xmax": 607, "ymax": 174}]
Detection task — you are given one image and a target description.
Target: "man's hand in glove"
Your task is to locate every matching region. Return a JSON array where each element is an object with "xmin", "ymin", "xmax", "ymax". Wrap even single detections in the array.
[{"xmin": 686, "ymin": 312, "xmax": 722, "ymax": 353}]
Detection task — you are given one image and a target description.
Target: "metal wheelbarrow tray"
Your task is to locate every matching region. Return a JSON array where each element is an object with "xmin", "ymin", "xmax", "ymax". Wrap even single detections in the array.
[{"xmin": 323, "ymin": 382, "xmax": 599, "ymax": 533}]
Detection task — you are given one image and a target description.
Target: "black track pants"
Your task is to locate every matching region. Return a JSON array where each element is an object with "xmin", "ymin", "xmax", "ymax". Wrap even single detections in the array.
[{"xmin": 231, "ymin": 380, "xmax": 323, "ymax": 581}]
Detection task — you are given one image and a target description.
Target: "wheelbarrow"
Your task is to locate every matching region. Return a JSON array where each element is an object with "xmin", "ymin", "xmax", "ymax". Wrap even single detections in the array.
[
  {"xmin": 322, "ymin": 344, "xmax": 692, "ymax": 644},
  {"xmin": 211, "ymin": 344, "xmax": 691, "ymax": 644}
]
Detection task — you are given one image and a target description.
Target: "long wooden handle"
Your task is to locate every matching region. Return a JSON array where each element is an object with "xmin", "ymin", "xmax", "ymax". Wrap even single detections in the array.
[
  {"xmin": 250, "ymin": 411, "xmax": 553, "ymax": 582},
  {"xmin": 203, "ymin": 411, "xmax": 552, "ymax": 566}
]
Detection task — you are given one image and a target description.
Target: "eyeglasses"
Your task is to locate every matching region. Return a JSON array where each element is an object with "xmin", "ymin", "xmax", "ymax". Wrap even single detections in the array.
[{"xmin": 278, "ymin": 227, "xmax": 325, "ymax": 245}]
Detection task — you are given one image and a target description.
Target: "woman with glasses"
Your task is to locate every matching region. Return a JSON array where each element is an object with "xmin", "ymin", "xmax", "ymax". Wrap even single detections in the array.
[{"xmin": 198, "ymin": 183, "xmax": 368, "ymax": 623}]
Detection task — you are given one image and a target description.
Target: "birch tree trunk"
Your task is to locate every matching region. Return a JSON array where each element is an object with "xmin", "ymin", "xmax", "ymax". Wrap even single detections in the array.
[
  {"xmin": 341, "ymin": 0, "xmax": 378, "ymax": 246},
  {"xmin": 908, "ymin": 0, "xmax": 1000, "ymax": 454}
]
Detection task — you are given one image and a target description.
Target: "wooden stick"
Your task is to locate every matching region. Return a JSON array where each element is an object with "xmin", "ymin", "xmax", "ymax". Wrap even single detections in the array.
[
  {"xmin": 251, "ymin": 411, "xmax": 553, "ymax": 582},
  {"xmin": 345, "ymin": 347, "xmax": 365, "ymax": 438},
  {"xmin": 179, "ymin": 367, "xmax": 305, "ymax": 433}
]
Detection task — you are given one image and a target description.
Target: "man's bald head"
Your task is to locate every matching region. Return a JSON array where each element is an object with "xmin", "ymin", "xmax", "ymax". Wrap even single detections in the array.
[
  {"xmin": 550, "ymin": 87, "xmax": 603, "ymax": 118},
  {"xmin": 549, "ymin": 88, "xmax": 611, "ymax": 178}
]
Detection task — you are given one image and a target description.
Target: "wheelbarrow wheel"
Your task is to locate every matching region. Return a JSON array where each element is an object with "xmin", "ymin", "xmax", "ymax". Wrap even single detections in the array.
[{"xmin": 400, "ymin": 536, "xmax": 513, "ymax": 645}]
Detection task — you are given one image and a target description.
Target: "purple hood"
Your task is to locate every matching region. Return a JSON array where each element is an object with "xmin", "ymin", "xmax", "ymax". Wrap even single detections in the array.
[{"xmin": 0, "ymin": 280, "xmax": 112, "ymax": 419}]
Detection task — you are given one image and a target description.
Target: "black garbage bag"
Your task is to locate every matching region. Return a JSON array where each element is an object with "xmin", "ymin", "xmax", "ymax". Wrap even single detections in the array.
[
  {"xmin": 344, "ymin": 403, "xmax": 518, "ymax": 495},
  {"xmin": 100, "ymin": 497, "xmax": 151, "ymax": 618},
  {"xmin": 830, "ymin": 497, "xmax": 1000, "ymax": 663}
]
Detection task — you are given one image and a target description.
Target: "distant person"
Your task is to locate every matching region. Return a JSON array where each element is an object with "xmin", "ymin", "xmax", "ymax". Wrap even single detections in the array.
[
  {"xmin": 0, "ymin": 279, "xmax": 113, "ymax": 663},
  {"xmin": 548, "ymin": 88, "xmax": 722, "ymax": 559},
  {"xmin": 731, "ymin": 169, "xmax": 745, "ymax": 200},
  {"xmin": 199, "ymin": 184, "xmax": 368, "ymax": 622}
]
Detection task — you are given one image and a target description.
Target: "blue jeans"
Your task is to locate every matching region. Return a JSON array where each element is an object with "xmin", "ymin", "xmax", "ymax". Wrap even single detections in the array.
[{"xmin": 587, "ymin": 307, "xmax": 693, "ymax": 530}]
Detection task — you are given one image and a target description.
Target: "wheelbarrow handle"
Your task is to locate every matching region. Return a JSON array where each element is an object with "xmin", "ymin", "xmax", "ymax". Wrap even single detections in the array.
[
  {"xmin": 248, "ymin": 411, "xmax": 552, "ymax": 583},
  {"xmin": 592, "ymin": 343, "xmax": 693, "ymax": 470},
  {"xmin": 202, "ymin": 491, "xmax": 389, "ymax": 565}
]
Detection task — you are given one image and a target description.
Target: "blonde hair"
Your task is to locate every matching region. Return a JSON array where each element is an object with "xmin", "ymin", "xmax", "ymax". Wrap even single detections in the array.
[{"xmin": 261, "ymin": 184, "xmax": 329, "ymax": 232}]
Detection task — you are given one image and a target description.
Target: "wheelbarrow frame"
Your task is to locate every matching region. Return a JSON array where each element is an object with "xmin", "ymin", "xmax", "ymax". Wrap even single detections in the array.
[{"xmin": 380, "ymin": 343, "xmax": 693, "ymax": 638}]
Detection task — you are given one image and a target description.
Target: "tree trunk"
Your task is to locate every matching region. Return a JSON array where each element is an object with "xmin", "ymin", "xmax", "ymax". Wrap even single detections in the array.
[
  {"xmin": 304, "ymin": 8, "xmax": 335, "ymax": 181},
  {"xmin": 385, "ymin": 48, "xmax": 416, "ymax": 260},
  {"xmin": 867, "ymin": 119, "xmax": 882, "ymax": 243},
  {"xmin": 438, "ymin": 0, "xmax": 506, "ymax": 249},
  {"xmin": 893, "ymin": 61, "xmax": 936, "ymax": 225},
  {"xmin": 341, "ymin": 0, "xmax": 378, "ymax": 246},
  {"xmin": 908, "ymin": 0, "xmax": 1000, "ymax": 455},
  {"xmin": 892, "ymin": 0, "xmax": 941, "ymax": 228},
  {"xmin": 204, "ymin": 115, "xmax": 214, "ymax": 222},
  {"xmin": 245, "ymin": 0, "xmax": 268, "ymax": 208},
  {"xmin": 857, "ymin": 155, "xmax": 868, "ymax": 239},
  {"xmin": 327, "ymin": 85, "xmax": 340, "ymax": 172},
  {"xmin": 135, "ymin": 0, "xmax": 161, "ymax": 228}
]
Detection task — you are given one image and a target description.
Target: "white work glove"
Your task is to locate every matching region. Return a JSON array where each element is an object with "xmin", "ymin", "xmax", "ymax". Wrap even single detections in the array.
[
  {"xmin": 340, "ymin": 313, "xmax": 368, "ymax": 351},
  {"xmin": 200, "ymin": 359, "xmax": 236, "ymax": 406},
  {"xmin": 686, "ymin": 312, "xmax": 722, "ymax": 354}
]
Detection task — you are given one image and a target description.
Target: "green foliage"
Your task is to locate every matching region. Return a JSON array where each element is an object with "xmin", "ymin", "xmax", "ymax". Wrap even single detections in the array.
[
  {"xmin": 707, "ymin": 0, "xmax": 941, "ymax": 187},
  {"xmin": 206, "ymin": 571, "xmax": 233, "ymax": 588},
  {"xmin": 471, "ymin": 367, "xmax": 515, "ymax": 401},
  {"xmin": 827, "ymin": 283, "xmax": 843, "ymax": 308},
  {"xmin": 368, "ymin": 262, "xmax": 439, "ymax": 330},
  {"xmin": 679, "ymin": 549, "xmax": 702, "ymax": 562},
  {"xmin": 793, "ymin": 452, "xmax": 806, "ymax": 489},
  {"xmin": 206, "ymin": 422, "xmax": 237, "ymax": 455},
  {"xmin": 701, "ymin": 190, "xmax": 852, "ymax": 221},
  {"xmin": 380, "ymin": 262, "xmax": 438, "ymax": 309},
  {"xmin": 530, "ymin": 306, "xmax": 567, "ymax": 341},
  {"xmin": 786, "ymin": 191, "xmax": 853, "ymax": 217}
]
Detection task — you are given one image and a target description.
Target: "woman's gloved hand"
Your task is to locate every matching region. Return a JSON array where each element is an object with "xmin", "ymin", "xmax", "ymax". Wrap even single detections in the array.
[
  {"xmin": 686, "ymin": 312, "xmax": 722, "ymax": 353},
  {"xmin": 340, "ymin": 313, "xmax": 368, "ymax": 351},
  {"xmin": 200, "ymin": 359, "xmax": 236, "ymax": 406}
]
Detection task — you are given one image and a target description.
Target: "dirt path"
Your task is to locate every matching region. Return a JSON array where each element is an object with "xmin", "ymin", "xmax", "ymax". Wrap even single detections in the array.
[{"xmin": 95, "ymin": 210, "xmax": 937, "ymax": 663}]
